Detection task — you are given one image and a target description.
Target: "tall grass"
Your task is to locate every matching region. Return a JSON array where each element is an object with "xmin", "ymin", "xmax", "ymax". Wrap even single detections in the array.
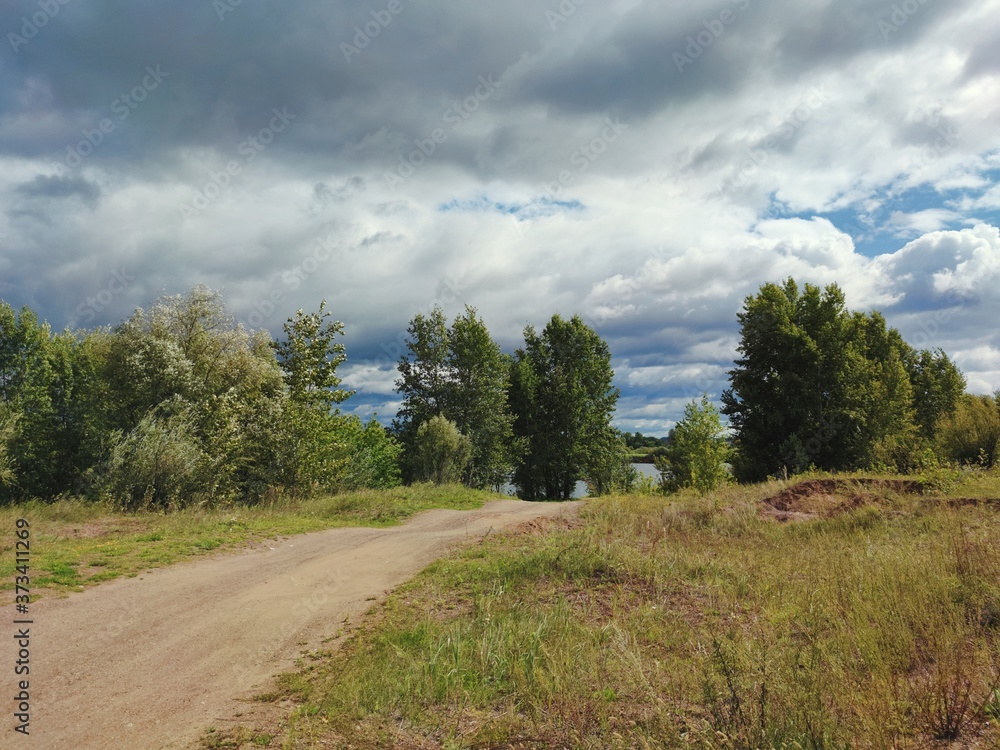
[{"xmin": 247, "ymin": 475, "xmax": 1000, "ymax": 749}]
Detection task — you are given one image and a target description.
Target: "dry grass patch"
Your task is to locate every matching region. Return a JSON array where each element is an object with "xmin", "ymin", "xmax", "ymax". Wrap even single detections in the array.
[{"xmin": 204, "ymin": 472, "xmax": 1000, "ymax": 749}]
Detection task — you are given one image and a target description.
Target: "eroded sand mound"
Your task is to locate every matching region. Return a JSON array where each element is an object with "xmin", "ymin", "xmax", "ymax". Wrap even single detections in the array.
[{"xmin": 762, "ymin": 478, "xmax": 923, "ymax": 520}]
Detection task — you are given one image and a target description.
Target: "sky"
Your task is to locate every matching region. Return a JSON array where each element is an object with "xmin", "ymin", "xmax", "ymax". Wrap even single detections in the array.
[{"xmin": 1, "ymin": 0, "xmax": 999, "ymax": 435}]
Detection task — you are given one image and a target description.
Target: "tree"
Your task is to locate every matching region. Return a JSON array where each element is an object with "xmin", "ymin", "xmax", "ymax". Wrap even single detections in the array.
[
  {"xmin": 98, "ymin": 287, "xmax": 290, "ymax": 502},
  {"xmin": 509, "ymin": 314, "xmax": 620, "ymax": 500},
  {"xmin": 0, "ymin": 403, "xmax": 17, "ymax": 490},
  {"xmin": 272, "ymin": 299, "xmax": 353, "ymax": 411},
  {"xmin": 622, "ymin": 431, "xmax": 667, "ymax": 449},
  {"xmin": 338, "ymin": 416, "xmax": 403, "ymax": 490},
  {"xmin": 905, "ymin": 348, "xmax": 966, "ymax": 441},
  {"xmin": 722, "ymin": 279, "xmax": 924, "ymax": 480},
  {"xmin": 271, "ymin": 301, "xmax": 355, "ymax": 496},
  {"xmin": 413, "ymin": 415, "xmax": 471, "ymax": 485},
  {"xmin": 0, "ymin": 304, "xmax": 98, "ymax": 500},
  {"xmin": 100, "ymin": 400, "xmax": 209, "ymax": 510},
  {"xmin": 393, "ymin": 308, "xmax": 450, "ymax": 481},
  {"xmin": 582, "ymin": 428, "xmax": 636, "ymax": 496},
  {"xmin": 393, "ymin": 306, "xmax": 517, "ymax": 489},
  {"xmin": 445, "ymin": 307, "xmax": 518, "ymax": 490},
  {"xmin": 654, "ymin": 395, "xmax": 732, "ymax": 494}
]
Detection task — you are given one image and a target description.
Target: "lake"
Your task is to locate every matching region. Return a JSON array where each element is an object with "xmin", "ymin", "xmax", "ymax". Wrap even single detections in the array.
[{"xmin": 502, "ymin": 461, "xmax": 661, "ymax": 499}]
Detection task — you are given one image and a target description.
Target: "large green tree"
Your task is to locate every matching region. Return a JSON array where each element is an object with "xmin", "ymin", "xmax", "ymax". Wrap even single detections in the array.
[
  {"xmin": 393, "ymin": 307, "xmax": 450, "ymax": 481},
  {"xmin": 904, "ymin": 348, "xmax": 966, "ymax": 441},
  {"xmin": 445, "ymin": 308, "xmax": 519, "ymax": 490},
  {"xmin": 96, "ymin": 287, "xmax": 289, "ymax": 504},
  {"xmin": 722, "ymin": 279, "xmax": 959, "ymax": 481},
  {"xmin": 509, "ymin": 314, "xmax": 620, "ymax": 500},
  {"xmin": 271, "ymin": 301, "xmax": 356, "ymax": 496},
  {"xmin": 272, "ymin": 299, "xmax": 353, "ymax": 411},
  {"xmin": 393, "ymin": 306, "xmax": 517, "ymax": 489},
  {"xmin": 0, "ymin": 303, "xmax": 98, "ymax": 500}
]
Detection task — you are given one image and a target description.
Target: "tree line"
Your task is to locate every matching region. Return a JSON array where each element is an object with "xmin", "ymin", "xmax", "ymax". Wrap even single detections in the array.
[
  {"xmin": 0, "ymin": 287, "xmax": 401, "ymax": 507},
  {"xmin": 0, "ymin": 288, "xmax": 629, "ymax": 506},
  {"xmin": 2, "ymin": 277, "xmax": 997, "ymax": 507},
  {"xmin": 391, "ymin": 307, "xmax": 631, "ymax": 500},
  {"xmin": 655, "ymin": 278, "xmax": 997, "ymax": 494}
]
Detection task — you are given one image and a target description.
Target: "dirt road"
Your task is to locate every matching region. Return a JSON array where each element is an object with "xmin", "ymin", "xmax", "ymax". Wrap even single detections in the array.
[{"xmin": 3, "ymin": 499, "xmax": 580, "ymax": 750}]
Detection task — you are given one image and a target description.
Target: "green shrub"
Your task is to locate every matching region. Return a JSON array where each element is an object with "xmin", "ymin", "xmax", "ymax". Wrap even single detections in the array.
[
  {"xmin": 414, "ymin": 415, "xmax": 471, "ymax": 485},
  {"xmin": 655, "ymin": 395, "xmax": 732, "ymax": 494},
  {"xmin": 937, "ymin": 394, "xmax": 1000, "ymax": 468},
  {"xmin": 339, "ymin": 417, "xmax": 402, "ymax": 490},
  {"xmin": 100, "ymin": 404, "xmax": 211, "ymax": 510}
]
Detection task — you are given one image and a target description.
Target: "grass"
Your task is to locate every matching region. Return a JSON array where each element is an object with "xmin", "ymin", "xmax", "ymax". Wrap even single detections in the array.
[
  {"xmin": 208, "ymin": 470, "xmax": 1000, "ymax": 749},
  {"xmin": 0, "ymin": 483, "xmax": 495, "ymax": 600},
  {"xmin": 629, "ymin": 447, "xmax": 665, "ymax": 463}
]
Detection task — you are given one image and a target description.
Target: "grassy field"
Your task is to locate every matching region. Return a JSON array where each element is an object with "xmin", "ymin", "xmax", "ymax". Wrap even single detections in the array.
[
  {"xmin": 205, "ymin": 472, "xmax": 1000, "ymax": 749},
  {"xmin": 0, "ymin": 484, "xmax": 496, "ymax": 600}
]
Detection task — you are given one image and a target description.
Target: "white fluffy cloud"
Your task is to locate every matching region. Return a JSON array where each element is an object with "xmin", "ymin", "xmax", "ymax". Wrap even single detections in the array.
[{"xmin": 2, "ymin": 0, "xmax": 1000, "ymax": 430}]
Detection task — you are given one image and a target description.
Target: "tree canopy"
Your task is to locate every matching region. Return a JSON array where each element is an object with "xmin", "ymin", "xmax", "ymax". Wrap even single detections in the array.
[
  {"xmin": 393, "ymin": 306, "xmax": 517, "ymax": 490},
  {"xmin": 722, "ymin": 279, "xmax": 966, "ymax": 481},
  {"xmin": 509, "ymin": 314, "xmax": 621, "ymax": 500}
]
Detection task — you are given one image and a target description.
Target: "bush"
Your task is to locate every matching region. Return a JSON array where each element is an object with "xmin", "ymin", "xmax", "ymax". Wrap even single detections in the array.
[
  {"xmin": 655, "ymin": 395, "xmax": 732, "ymax": 494},
  {"xmin": 583, "ymin": 429, "xmax": 636, "ymax": 496},
  {"xmin": 100, "ymin": 404, "xmax": 211, "ymax": 510},
  {"xmin": 413, "ymin": 416, "xmax": 471, "ymax": 485},
  {"xmin": 937, "ymin": 394, "xmax": 1000, "ymax": 468},
  {"xmin": 339, "ymin": 417, "xmax": 403, "ymax": 491}
]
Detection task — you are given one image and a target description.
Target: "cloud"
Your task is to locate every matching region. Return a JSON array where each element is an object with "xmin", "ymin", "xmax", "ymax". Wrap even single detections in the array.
[
  {"xmin": 1, "ymin": 0, "xmax": 1000, "ymax": 432},
  {"xmin": 15, "ymin": 173, "xmax": 101, "ymax": 208}
]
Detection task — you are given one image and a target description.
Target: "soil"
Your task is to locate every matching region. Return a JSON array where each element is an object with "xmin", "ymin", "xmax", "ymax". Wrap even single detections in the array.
[
  {"xmin": 3, "ymin": 499, "xmax": 581, "ymax": 750},
  {"xmin": 761, "ymin": 478, "xmax": 924, "ymax": 520}
]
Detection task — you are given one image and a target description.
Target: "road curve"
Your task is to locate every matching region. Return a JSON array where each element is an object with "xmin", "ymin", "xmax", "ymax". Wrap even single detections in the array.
[{"xmin": 4, "ymin": 499, "xmax": 580, "ymax": 750}]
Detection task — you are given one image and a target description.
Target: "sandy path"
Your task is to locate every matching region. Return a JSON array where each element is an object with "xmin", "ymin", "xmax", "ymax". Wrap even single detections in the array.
[{"xmin": 3, "ymin": 499, "xmax": 579, "ymax": 750}]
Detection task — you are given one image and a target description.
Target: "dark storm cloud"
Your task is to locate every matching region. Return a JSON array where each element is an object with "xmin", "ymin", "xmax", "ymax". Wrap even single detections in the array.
[
  {"xmin": 15, "ymin": 173, "xmax": 101, "ymax": 207},
  {"xmin": 1, "ymin": 0, "xmax": 999, "ymax": 430},
  {"xmin": 1, "ymin": 0, "xmax": 549, "ymax": 173}
]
